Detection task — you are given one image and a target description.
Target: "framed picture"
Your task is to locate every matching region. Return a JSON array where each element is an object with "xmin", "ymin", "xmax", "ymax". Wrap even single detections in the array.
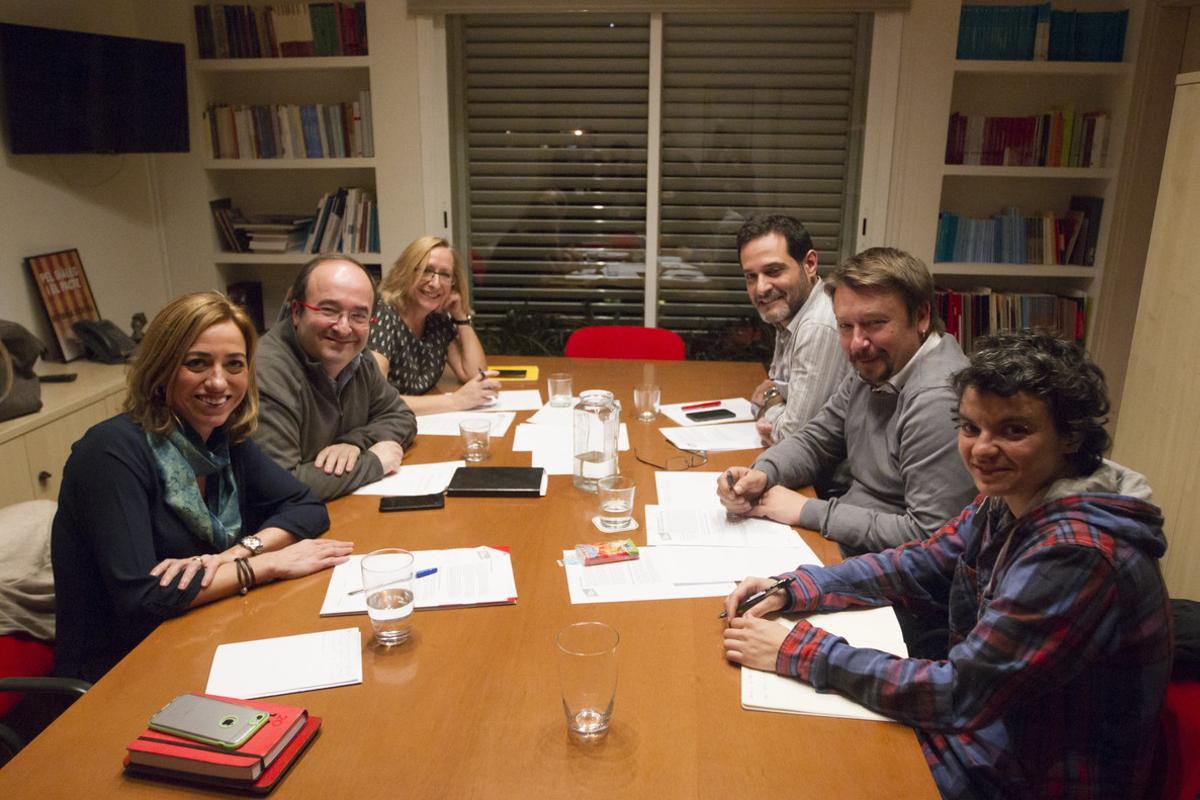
[{"xmin": 25, "ymin": 249, "xmax": 101, "ymax": 362}]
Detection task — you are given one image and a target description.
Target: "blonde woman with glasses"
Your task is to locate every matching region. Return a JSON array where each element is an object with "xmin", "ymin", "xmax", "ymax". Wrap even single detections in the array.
[{"xmin": 368, "ymin": 236, "xmax": 500, "ymax": 414}]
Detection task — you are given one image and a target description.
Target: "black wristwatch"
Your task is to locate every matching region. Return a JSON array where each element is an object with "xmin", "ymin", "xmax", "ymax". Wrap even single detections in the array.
[{"xmin": 451, "ymin": 315, "xmax": 473, "ymax": 326}]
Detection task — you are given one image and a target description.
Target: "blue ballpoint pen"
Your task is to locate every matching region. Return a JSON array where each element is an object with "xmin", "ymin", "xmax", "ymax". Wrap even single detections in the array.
[{"xmin": 416, "ymin": 568, "xmax": 438, "ymax": 579}]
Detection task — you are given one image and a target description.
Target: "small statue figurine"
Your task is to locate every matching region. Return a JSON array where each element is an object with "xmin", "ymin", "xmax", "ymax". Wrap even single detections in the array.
[{"xmin": 130, "ymin": 312, "xmax": 147, "ymax": 343}]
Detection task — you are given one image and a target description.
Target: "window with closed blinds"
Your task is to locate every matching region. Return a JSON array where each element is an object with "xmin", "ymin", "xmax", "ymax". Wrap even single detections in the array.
[
  {"xmin": 658, "ymin": 13, "xmax": 868, "ymax": 334},
  {"xmin": 451, "ymin": 11, "xmax": 869, "ymax": 350},
  {"xmin": 457, "ymin": 14, "xmax": 651, "ymax": 328}
]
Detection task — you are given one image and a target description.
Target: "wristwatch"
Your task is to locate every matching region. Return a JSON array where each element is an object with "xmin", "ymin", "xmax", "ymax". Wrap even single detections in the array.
[
  {"xmin": 755, "ymin": 387, "xmax": 784, "ymax": 421},
  {"xmin": 239, "ymin": 534, "xmax": 264, "ymax": 557},
  {"xmin": 451, "ymin": 315, "xmax": 473, "ymax": 326}
]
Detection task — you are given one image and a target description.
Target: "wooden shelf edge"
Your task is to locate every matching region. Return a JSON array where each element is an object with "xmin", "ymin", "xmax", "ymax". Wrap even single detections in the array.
[
  {"xmin": 195, "ymin": 56, "xmax": 371, "ymax": 72},
  {"xmin": 942, "ymin": 165, "xmax": 1115, "ymax": 179},
  {"xmin": 202, "ymin": 158, "xmax": 376, "ymax": 170},
  {"xmin": 954, "ymin": 59, "xmax": 1131, "ymax": 76},
  {"xmin": 932, "ymin": 263, "xmax": 1098, "ymax": 278}
]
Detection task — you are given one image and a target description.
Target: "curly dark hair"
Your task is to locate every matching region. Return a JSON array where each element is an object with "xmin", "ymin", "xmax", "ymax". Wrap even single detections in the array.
[
  {"xmin": 951, "ymin": 329, "xmax": 1111, "ymax": 474},
  {"xmin": 735, "ymin": 214, "xmax": 815, "ymax": 265}
]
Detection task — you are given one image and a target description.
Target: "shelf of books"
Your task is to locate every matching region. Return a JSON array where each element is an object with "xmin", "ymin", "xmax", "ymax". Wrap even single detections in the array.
[
  {"xmin": 193, "ymin": 2, "xmax": 381, "ymax": 327},
  {"xmin": 934, "ymin": 2, "xmax": 1134, "ymax": 348}
]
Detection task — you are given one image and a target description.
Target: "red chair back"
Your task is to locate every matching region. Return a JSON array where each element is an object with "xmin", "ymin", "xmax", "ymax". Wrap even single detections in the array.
[
  {"xmin": 1161, "ymin": 680, "xmax": 1200, "ymax": 800},
  {"xmin": 564, "ymin": 326, "xmax": 685, "ymax": 360},
  {"xmin": 0, "ymin": 635, "xmax": 54, "ymax": 718}
]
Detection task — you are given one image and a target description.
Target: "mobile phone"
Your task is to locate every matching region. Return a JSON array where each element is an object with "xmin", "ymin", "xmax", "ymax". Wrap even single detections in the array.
[
  {"xmin": 379, "ymin": 493, "xmax": 446, "ymax": 512},
  {"xmin": 148, "ymin": 694, "xmax": 269, "ymax": 749},
  {"xmin": 685, "ymin": 408, "xmax": 736, "ymax": 422},
  {"xmin": 494, "ymin": 369, "xmax": 527, "ymax": 378}
]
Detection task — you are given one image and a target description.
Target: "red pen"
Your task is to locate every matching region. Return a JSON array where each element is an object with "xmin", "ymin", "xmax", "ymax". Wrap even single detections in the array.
[{"xmin": 681, "ymin": 400, "xmax": 721, "ymax": 411}]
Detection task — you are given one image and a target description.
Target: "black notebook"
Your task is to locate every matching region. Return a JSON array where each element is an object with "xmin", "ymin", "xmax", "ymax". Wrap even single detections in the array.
[{"xmin": 446, "ymin": 467, "xmax": 547, "ymax": 498}]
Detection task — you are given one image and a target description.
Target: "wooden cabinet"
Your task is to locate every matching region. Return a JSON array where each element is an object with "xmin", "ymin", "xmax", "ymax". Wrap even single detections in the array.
[{"xmin": 0, "ymin": 362, "xmax": 126, "ymax": 507}]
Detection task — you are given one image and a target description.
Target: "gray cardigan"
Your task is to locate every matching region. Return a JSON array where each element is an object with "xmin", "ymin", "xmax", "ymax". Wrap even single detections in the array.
[
  {"xmin": 753, "ymin": 333, "xmax": 976, "ymax": 553},
  {"xmin": 254, "ymin": 321, "xmax": 416, "ymax": 500}
]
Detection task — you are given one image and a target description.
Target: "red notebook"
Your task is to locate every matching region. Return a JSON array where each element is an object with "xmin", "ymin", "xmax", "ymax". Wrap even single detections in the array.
[
  {"xmin": 127, "ymin": 695, "xmax": 308, "ymax": 781},
  {"xmin": 124, "ymin": 715, "xmax": 321, "ymax": 795}
]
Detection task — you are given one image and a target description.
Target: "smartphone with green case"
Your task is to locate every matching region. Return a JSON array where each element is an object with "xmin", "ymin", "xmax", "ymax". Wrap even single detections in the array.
[{"xmin": 148, "ymin": 693, "xmax": 269, "ymax": 749}]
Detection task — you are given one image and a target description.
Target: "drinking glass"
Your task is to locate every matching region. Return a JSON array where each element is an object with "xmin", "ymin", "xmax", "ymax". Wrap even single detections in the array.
[
  {"xmin": 596, "ymin": 475, "xmax": 636, "ymax": 531},
  {"xmin": 555, "ymin": 622, "xmax": 619, "ymax": 741},
  {"xmin": 633, "ymin": 384, "xmax": 660, "ymax": 422},
  {"xmin": 459, "ymin": 418, "xmax": 491, "ymax": 462},
  {"xmin": 361, "ymin": 549, "xmax": 415, "ymax": 647},
  {"xmin": 548, "ymin": 373, "xmax": 574, "ymax": 407}
]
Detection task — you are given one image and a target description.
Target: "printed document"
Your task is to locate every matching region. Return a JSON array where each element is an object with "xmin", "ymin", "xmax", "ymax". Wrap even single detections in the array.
[
  {"xmin": 644, "ymin": 504, "xmax": 806, "ymax": 548},
  {"xmin": 417, "ymin": 411, "xmax": 515, "ymax": 437},
  {"xmin": 659, "ymin": 397, "xmax": 754, "ymax": 427},
  {"xmin": 353, "ymin": 460, "xmax": 465, "ymax": 496},
  {"xmin": 661, "ymin": 421, "xmax": 762, "ymax": 452},
  {"xmin": 654, "ymin": 471, "xmax": 726, "ymax": 508},
  {"xmin": 562, "ymin": 546, "xmax": 732, "ymax": 604},
  {"xmin": 512, "ymin": 422, "xmax": 629, "ymax": 475},
  {"xmin": 320, "ymin": 547, "xmax": 518, "ymax": 615},
  {"xmin": 741, "ymin": 607, "xmax": 908, "ymax": 722},
  {"xmin": 205, "ymin": 627, "xmax": 362, "ymax": 699},
  {"xmin": 477, "ymin": 390, "xmax": 543, "ymax": 412}
]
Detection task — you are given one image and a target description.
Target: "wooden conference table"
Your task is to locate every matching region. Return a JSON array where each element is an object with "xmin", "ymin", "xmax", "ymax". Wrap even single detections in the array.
[{"xmin": 0, "ymin": 356, "xmax": 935, "ymax": 799}]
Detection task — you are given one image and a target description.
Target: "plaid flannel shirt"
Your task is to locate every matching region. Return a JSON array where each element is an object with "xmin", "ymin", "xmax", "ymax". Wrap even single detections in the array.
[{"xmin": 772, "ymin": 488, "xmax": 1172, "ymax": 799}]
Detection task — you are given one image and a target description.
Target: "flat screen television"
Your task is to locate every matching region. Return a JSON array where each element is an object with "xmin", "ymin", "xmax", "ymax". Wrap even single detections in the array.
[{"xmin": 0, "ymin": 22, "xmax": 188, "ymax": 154}]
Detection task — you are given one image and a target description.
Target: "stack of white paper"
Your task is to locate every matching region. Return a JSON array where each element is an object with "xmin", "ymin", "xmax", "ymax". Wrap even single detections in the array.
[
  {"xmin": 320, "ymin": 547, "xmax": 518, "ymax": 615},
  {"xmin": 644, "ymin": 504, "xmax": 808, "ymax": 549},
  {"xmin": 352, "ymin": 460, "xmax": 465, "ymax": 496},
  {"xmin": 417, "ymin": 411, "xmax": 515, "ymax": 437},
  {"xmin": 658, "ymin": 397, "xmax": 755, "ymax": 427},
  {"xmin": 206, "ymin": 627, "xmax": 363, "ymax": 699},
  {"xmin": 654, "ymin": 471, "xmax": 726, "ymax": 507},
  {"xmin": 741, "ymin": 607, "xmax": 908, "ymax": 721},
  {"xmin": 661, "ymin": 421, "xmax": 763, "ymax": 452},
  {"xmin": 511, "ymin": 422, "xmax": 630, "ymax": 475},
  {"xmin": 477, "ymin": 390, "xmax": 543, "ymax": 412}
]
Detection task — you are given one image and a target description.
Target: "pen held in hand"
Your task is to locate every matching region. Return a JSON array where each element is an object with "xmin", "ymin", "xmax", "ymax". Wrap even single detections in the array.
[{"xmin": 718, "ymin": 576, "xmax": 795, "ymax": 620}]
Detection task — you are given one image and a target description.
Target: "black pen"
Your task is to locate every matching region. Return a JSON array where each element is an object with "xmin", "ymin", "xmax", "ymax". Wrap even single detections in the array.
[
  {"xmin": 725, "ymin": 470, "xmax": 736, "ymax": 492},
  {"xmin": 718, "ymin": 576, "xmax": 795, "ymax": 619}
]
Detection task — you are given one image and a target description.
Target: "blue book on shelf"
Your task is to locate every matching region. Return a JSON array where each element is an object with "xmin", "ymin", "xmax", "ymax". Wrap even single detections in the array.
[{"xmin": 300, "ymin": 106, "xmax": 323, "ymax": 158}]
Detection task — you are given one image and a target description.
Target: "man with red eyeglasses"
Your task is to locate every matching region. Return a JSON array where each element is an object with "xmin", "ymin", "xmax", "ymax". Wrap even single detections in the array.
[{"xmin": 254, "ymin": 256, "xmax": 416, "ymax": 500}]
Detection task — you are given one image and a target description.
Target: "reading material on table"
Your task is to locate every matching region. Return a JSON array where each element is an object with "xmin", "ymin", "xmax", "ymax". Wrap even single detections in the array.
[
  {"xmin": 352, "ymin": 460, "xmax": 465, "ymax": 496},
  {"xmin": 654, "ymin": 471, "xmax": 727, "ymax": 508},
  {"xmin": 644, "ymin": 504, "xmax": 807, "ymax": 548},
  {"xmin": 741, "ymin": 607, "xmax": 908, "ymax": 722},
  {"xmin": 477, "ymin": 389, "xmax": 543, "ymax": 412},
  {"xmin": 320, "ymin": 547, "xmax": 519, "ymax": 616},
  {"xmin": 649, "ymin": 544, "xmax": 819, "ymax": 585},
  {"xmin": 561, "ymin": 546, "xmax": 732, "ymax": 604},
  {"xmin": 512, "ymin": 422, "xmax": 630, "ymax": 475},
  {"xmin": 658, "ymin": 397, "xmax": 755, "ymax": 427},
  {"xmin": 661, "ymin": 421, "xmax": 763, "ymax": 453},
  {"xmin": 205, "ymin": 627, "xmax": 362, "ymax": 699},
  {"xmin": 417, "ymin": 411, "xmax": 516, "ymax": 437}
]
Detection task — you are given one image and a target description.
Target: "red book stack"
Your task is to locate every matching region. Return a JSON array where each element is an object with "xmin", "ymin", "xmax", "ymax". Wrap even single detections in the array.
[{"xmin": 123, "ymin": 694, "xmax": 320, "ymax": 794}]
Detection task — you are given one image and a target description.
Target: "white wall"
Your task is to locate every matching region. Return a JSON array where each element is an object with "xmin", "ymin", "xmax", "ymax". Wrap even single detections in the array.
[{"xmin": 0, "ymin": 0, "xmax": 170, "ymax": 353}]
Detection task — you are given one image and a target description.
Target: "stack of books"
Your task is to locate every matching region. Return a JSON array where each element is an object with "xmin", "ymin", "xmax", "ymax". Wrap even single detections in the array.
[
  {"xmin": 203, "ymin": 93, "xmax": 374, "ymax": 160},
  {"xmin": 945, "ymin": 109, "xmax": 1108, "ymax": 168},
  {"xmin": 304, "ymin": 187, "xmax": 378, "ymax": 254},
  {"xmin": 956, "ymin": 3, "xmax": 1126, "ymax": 62},
  {"xmin": 235, "ymin": 216, "xmax": 316, "ymax": 253},
  {"xmin": 935, "ymin": 196, "xmax": 1103, "ymax": 266},
  {"xmin": 936, "ymin": 289, "xmax": 1086, "ymax": 352},
  {"xmin": 195, "ymin": 2, "xmax": 368, "ymax": 59},
  {"xmin": 124, "ymin": 695, "xmax": 320, "ymax": 793}
]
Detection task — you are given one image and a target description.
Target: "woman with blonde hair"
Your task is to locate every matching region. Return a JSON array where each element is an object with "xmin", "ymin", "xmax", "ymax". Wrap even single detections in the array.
[
  {"xmin": 368, "ymin": 236, "xmax": 499, "ymax": 414},
  {"xmin": 52, "ymin": 292, "xmax": 351, "ymax": 681}
]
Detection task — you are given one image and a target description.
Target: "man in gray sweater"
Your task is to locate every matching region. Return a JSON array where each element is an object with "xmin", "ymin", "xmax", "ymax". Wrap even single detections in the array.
[
  {"xmin": 255, "ymin": 256, "xmax": 416, "ymax": 501},
  {"xmin": 718, "ymin": 247, "xmax": 976, "ymax": 556}
]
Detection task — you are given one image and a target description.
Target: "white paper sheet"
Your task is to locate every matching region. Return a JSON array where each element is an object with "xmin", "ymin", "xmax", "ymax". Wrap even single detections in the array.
[
  {"xmin": 741, "ymin": 607, "xmax": 908, "ymax": 722},
  {"xmin": 562, "ymin": 547, "xmax": 733, "ymax": 605},
  {"xmin": 524, "ymin": 402, "xmax": 576, "ymax": 426},
  {"xmin": 650, "ymin": 544, "xmax": 821, "ymax": 585},
  {"xmin": 352, "ymin": 460, "xmax": 465, "ymax": 496},
  {"xmin": 320, "ymin": 547, "xmax": 518, "ymax": 615},
  {"xmin": 654, "ymin": 471, "xmax": 726, "ymax": 508},
  {"xmin": 416, "ymin": 411, "xmax": 515, "ymax": 437},
  {"xmin": 205, "ymin": 627, "xmax": 362, "ymax": 699},
  {"xmin": 658, "ymin": 397, "xmax": 754, "ymax": 427},
  {"xmin": 661, "ymin": 421, "xmax": 763, "ymax": 452},
  {"xmin": 644, "ymin": 504, "xmax": 806, "ymax": 549},
  {"xmin": 476, "ymin": 390, "xmax": 543, "ymax": 412},
  {"xmin": 511, "ymin": 422, "xmax": 630, "ymax": 476}
]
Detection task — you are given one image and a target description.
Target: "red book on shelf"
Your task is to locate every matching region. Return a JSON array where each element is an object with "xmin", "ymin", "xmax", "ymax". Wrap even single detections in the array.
[
  {"xmin": 124, "ymin": 715, "xmax": 321, "ymax": 795},
  {"xmin": 126, "ymin": 695, "xmax": 308, "ymax": 782}
]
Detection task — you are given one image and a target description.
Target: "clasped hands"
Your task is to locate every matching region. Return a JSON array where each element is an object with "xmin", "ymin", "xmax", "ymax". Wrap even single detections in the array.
[
  {"xmin": 716, "ymin": 466, "xmax": 809, "ymax": 524},
  {"xmin": 315, "ymin": 440, "xmax": 406, "ymax": 476}
]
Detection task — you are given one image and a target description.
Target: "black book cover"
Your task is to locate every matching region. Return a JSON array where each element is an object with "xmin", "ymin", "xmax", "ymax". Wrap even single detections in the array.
[{"xmin": 446, "ymin": 467, "xmax": 546, "ymax": 498}]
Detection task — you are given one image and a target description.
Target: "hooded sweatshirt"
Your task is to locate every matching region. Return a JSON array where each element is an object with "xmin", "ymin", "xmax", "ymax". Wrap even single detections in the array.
[{"xmin": 769, "ymin": 460, "xmax": 1172, "ymax": 800}]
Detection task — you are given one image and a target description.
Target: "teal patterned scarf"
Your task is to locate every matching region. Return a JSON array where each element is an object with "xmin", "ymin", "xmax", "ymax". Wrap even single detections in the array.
[{"xmin": 146, "ymin": 422, "xmax": 242, "ymax": 550}]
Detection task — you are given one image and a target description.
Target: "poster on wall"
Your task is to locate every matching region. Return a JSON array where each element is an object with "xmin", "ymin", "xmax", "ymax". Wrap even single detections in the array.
[{"xmin": 25, "ymin": 249, "xmax": 100, "ymax": 362}]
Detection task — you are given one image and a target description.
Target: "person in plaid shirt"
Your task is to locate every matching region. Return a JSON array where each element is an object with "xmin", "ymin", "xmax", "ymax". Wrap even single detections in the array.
[{"xmin": 722, "ymin": 330, "xmax": 1172, "ymax": 799}]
